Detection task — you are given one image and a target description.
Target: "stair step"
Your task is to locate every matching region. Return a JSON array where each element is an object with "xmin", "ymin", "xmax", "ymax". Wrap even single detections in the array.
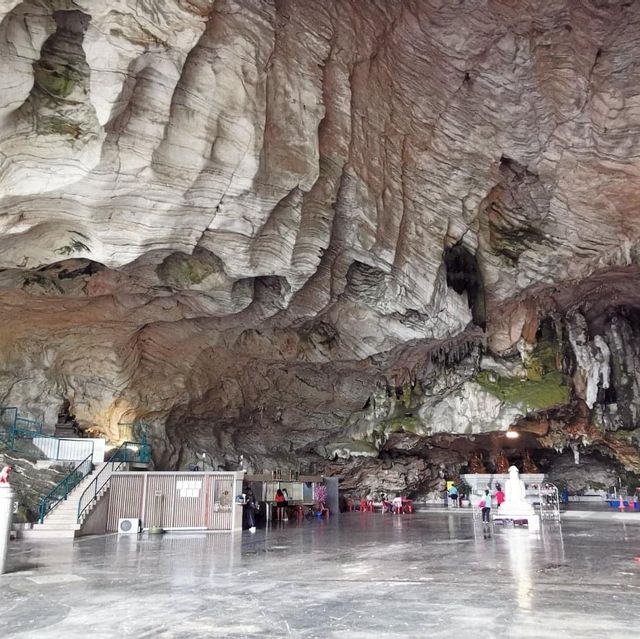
[
  {"xmin": 21, "ymin": 529, "xmax": 77, "ymax": 540},
  {"xmin": 33, "ymin": 523, "xmax": 81, "ymax": 531},
  {"xmin": 37, "ymin": 462, "xmax": 115, "ymax": 532}
]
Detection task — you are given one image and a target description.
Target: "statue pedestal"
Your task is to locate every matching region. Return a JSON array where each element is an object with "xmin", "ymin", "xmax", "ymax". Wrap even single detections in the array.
[
  {"xmin": 492, "ymin": 511, "xmax": 540, "ymax": 531},
  {"xmin": 492, "ymin": 465, "xmax": 541, "ymax": 531},
  {"xmin": 0, "ymin": 485, "xmax": 15, "ymax": 574},
  {"xmin": 497, "ymin": 500, "xmax": 535, "ymax": 517}
]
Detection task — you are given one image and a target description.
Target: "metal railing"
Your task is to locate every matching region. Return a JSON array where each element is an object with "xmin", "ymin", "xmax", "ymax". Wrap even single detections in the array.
[
  {"xmin": 38, "ymin": 454, "xmax": 93, "ymax": 523},
  {"xmin": 0, "ymin": 406, "xmax": 18, "ymax": 431},
  {"xmin": 32, "ymin": 435, "xmax": 94, "ymax": 462},
  {"xmin": 1, "ymin": 426, "xmax": 93, "ymax": 462},
  {"xmin": 110, "ymin": 441, "xmax": 151, "ymax": 464},
  {"xmin": 76, "ymin": 441, "xmax": 151, "ymax": 523},
  {"xmin": 0, "ymin": 406, "xmax": 44, "ymax": 454},
  {"xmin": 15, "ymin": 416, "xmax": 43, "ymax": 433}
]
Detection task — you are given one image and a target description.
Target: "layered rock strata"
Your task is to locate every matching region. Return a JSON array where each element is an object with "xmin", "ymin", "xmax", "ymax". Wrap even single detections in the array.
[{"xmin": 1, "ymin": 0, "xmax": 640, "ymax": 496}]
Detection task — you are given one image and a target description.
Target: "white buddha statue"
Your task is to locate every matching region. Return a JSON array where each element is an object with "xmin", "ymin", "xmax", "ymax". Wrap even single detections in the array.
[{"xmin": 499, "ymin": 465, "xmax": 534, "ymax": 516}]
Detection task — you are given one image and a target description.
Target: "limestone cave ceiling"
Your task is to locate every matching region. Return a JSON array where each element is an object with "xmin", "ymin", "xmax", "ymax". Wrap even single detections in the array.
[{"xmin": 1, "ymin": 0, "xmax": 640, "ymax": 494}]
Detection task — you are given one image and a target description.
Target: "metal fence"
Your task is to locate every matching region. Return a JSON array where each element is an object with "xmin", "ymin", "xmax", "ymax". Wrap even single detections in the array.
[
  {"xmin": 39, "ymin": 454, "xmax": 94, "ymax": 523},
  {"xmin": 106, "ymin": 472, "xmax": 238, "ymax": 532},
  {"xmin": 32, "ymin": 437, "xmax": 95, "ymax": 462},
  {"xmin": 0, "ymin": 406, "xmax": 17, "ymax": 431}
]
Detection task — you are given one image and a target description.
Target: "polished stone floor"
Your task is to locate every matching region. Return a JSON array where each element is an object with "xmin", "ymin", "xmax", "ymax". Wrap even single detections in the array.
[{"xmin": 2, "ymin": 513, "xmax": 640, "ymax": 638}]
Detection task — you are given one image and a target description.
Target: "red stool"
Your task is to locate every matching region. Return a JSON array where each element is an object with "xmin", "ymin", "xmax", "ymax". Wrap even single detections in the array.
[
  {"xmin": 347, "ymin": 498, "xmax": 354, "ymax": 512},
  {"xmin": 360, "ymin": 498, "xmax": 367, "ymax": 512}
]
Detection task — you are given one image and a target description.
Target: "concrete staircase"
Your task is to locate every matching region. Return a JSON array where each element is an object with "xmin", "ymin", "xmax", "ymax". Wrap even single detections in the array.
[{"xmin": 22, "ymin": 463, "xmax": 108, "ymax": 539}]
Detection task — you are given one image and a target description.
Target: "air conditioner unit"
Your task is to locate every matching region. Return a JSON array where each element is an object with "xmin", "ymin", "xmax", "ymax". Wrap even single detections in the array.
[{"xmin": 118, "ymin": 518, "xmax": 141, "ymax": 534}]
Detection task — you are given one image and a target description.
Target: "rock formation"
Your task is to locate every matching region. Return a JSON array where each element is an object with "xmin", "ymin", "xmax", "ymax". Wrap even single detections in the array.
[{"xmin": 1, "ymin": 0, "xmax": 640, "ymax": 496}]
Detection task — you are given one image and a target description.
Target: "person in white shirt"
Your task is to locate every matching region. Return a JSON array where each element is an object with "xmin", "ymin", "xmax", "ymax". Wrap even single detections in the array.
[{"xmin": 481, "ymin": 489, "xmax": 492, "ymax": 523}]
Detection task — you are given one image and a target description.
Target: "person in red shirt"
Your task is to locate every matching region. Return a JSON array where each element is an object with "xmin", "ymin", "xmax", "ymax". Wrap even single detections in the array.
[
  {"xmin": 495, "ymin": 484, "xmax": 505, "ymax": 507},
  {"xmin": 275, "ymin": 489, "xmax": 287, "ymax": 521}
]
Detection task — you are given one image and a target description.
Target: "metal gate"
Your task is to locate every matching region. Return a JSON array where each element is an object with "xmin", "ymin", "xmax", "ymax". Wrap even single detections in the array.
[
  {"xmin": 538, "ymin": 482, "xmax": 560, "ymax": 520},
  {"xmin": 107, "ymin": 472, "xmax": 237, "ymax": 532}
]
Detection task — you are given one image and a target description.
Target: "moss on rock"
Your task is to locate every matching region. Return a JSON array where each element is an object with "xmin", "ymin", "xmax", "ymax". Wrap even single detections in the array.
[
  {"xmin": 40, "ymin": 116, "xmax": 84, "ymax": 138},
  {"xmin": 35, "ymin": 66, "xmax": 78, "ymax": 99},
  {"xmin": 475, "ymin": 369, "xmax": 570, "ymax": 410},
  {"xmin": 381, "ymin": 415, "xmax": 421, "ymax": 434},
  {"xmin": 157, "ymin": 252, "xmax": 219, "ymax": 289},
  {"xmin": 521, "ymin": 337, "xmax": 560, "ymax": 381}
]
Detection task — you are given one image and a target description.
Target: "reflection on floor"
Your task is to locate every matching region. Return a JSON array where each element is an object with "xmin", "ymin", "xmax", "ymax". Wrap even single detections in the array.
[{"xmin": 2, "ymin": 513, "xmax": 640, "ymax": 638}]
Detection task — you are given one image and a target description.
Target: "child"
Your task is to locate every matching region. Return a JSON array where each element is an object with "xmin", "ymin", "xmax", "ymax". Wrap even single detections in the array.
[{"xmin": 480, "ymin": 489, "xmax": 492, "ymax": 523}]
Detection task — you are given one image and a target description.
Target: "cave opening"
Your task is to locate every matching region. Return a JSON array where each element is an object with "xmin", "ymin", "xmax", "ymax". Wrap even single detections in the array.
[
  {"xmin": 55, "ymin": 398, "xmax": 81, "ymax": 437},
  {"xmin": 443, "ymin": 242, "xmax": 486, "ymax": 329}
]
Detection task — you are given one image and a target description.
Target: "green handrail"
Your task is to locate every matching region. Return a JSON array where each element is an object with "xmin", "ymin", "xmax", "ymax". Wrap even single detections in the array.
[
  {"xmin": 1, "ymin": 406, "xmax": 43, "ymax": 450},
  {"xmin": 76, "ymin": 441, "xmax": 151, "ymax": 523},
  {"xmin": 0, "ymin": 406, "xmax": 18, "ymax": 430},
  {"xmin": 38, "ymin": 453, "xmax": 93, "ymax": 523},
  {"xmin": 15, "ymin": 416, "xmax": 43, "ymax": 433},
  {"xmin": 2, "ymin": 426, "xmax": 93, "ymax": 461}
]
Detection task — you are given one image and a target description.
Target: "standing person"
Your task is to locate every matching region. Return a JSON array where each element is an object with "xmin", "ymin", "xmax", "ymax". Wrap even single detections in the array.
[
  {"xmin": 495, "ymin": 484, "xmax": 505, "ymax": 508},
  {"xmin": 449, "ymin": 484, "xmax": 458, "ymax": 508},
  {"xmin": 480, "ymin": 489, "xmax": 492, "ymax": 524},
  {"xmin": 275, "ymin": 489, "xmax": 286, "ymax": 521},
  {"xmin": 243, "ymin": 487, "xmax": 257, "ymax": 532}
]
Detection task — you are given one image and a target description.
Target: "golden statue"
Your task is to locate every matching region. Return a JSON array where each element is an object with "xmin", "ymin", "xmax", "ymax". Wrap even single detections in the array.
[
  {"xmin": 522, "ymin": 451, "xmax": 538, "ymax": 473},
  {"xmin": 468, "ymin": 452, "xmax": 487, "ymax": 474},
  {"xmin": 494, "ymin": 451, "xmax": 509, "ymax": 473}
]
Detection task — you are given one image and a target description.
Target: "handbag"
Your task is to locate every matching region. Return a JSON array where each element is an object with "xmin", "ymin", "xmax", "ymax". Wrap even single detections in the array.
[{"xmin": 479, "ymin": 499, "xmax": 486, "ymax": 508}]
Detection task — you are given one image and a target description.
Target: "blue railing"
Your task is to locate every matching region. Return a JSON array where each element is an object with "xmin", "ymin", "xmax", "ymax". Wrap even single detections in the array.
[
  {"xmin": 0, "ymin": 406, "xmax": 44, "ymax": 452},
  {"xmin": 109, "ymin": 441, "xmax": 151, "ymax": 464},
  {"xmin": 15, "ymin": 416, "xmax": 43, "ymax": 433},
  {"xmin": 38, "ymin": 454, "xmax": 93, "ymax": 523},
  {"xmin": 76, "ymin": 441, "xmax": 150, "ymax": 523},
  {"xmin": 0, "ymin": 406, "xmax": 18, "ymax": 431},
  {"xmin": 0, "ymin": 425, "xmax": 92, "ymax": 462}
]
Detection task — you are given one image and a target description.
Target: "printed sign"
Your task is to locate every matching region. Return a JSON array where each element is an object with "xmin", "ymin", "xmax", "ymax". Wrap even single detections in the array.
[{"xmin": 176, "ymin": 480, "xmax": 202, "ymax": 498}]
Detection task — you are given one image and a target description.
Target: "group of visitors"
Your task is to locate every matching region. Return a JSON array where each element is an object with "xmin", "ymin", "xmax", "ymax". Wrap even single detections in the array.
[
  {"xmin": 447, "ymin": 481, "xmax": 505, "ymax": 523},
  {"xmin": 359, "ymin": 492, "xmax": 412, "ymax": 514},
  {"xmin": 479, "ymin": 484, "xmax": 505, "ymax": 523}
]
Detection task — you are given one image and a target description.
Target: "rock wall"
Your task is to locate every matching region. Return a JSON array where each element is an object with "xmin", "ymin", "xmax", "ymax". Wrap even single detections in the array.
[{"xmin": 1, "ymin": 1, "xmax": 640, "ymax": 495}]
